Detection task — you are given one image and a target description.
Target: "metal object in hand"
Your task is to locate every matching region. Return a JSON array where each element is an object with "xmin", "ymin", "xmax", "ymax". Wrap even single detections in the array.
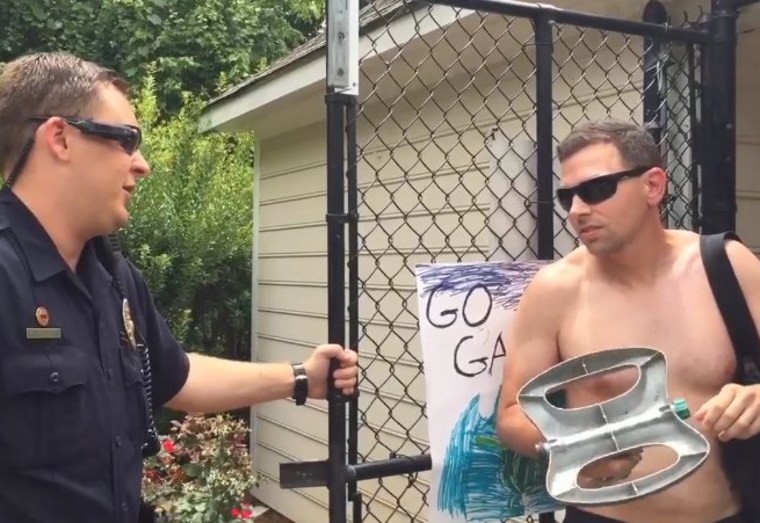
[{"xmin": 517, "ymin": 347, "xmax": 710, "ymax": 506}]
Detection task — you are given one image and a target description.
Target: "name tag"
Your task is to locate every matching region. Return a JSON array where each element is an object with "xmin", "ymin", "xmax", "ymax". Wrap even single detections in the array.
[{"xmin": 26, "ymin": 327, "xmax": 62, "ymax": 340}]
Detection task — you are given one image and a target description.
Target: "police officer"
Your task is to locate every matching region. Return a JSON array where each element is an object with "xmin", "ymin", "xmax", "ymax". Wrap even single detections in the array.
[{"xmin": 0, "ymin": 52, "xmax": 359, "ymax": 523}]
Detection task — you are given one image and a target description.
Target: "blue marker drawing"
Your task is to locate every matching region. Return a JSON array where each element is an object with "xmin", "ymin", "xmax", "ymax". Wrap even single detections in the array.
[
  {"xmin": 437, "ymin": 392, "xmax": 559, "ymax": 520},
  {"xmin": 416, "ymin": 260, "xmax": 542, "ymax": 310},
  {"xmin": 415, "ymin": 260, "xmax": 562, "ymax": 522}
]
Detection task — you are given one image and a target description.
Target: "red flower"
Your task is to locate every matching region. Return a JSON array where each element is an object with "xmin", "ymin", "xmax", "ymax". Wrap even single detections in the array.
[
  {"xmin": 162, "ymin": 439, "xmax": 176, "ymax": 453},
  {"xmin": 231, "ymin": 504, "xmax": 253, "ymax": 519}
]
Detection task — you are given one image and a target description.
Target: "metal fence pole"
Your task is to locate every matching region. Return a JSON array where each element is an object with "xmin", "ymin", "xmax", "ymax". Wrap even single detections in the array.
[
  {"xmin": 535, "ymin": 13, "xmax": 555, "ymax": 261},
  {"xmin": 325, "ymin": 1, "xmax": 359, "ymax": 521},
  {"xmin": 346, "ymin": 98, "xmax": 362, "ymax": 523},
  {"xmin": 701, "ymin": 0, "xmax": 738, "ymax": 233},
  {"xmin": 642, "ymin": 0, "xmax": 667, "ymax": 147},
  {"xmin": 326, "ymin": 89, "xmax": 349, "ymax": 523}
]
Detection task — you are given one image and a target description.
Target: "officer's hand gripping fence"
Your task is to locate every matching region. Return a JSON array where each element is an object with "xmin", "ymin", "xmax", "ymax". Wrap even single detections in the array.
[{"xmin": 518, "ymin": 347, "xmax": 710, "ymax": 507}]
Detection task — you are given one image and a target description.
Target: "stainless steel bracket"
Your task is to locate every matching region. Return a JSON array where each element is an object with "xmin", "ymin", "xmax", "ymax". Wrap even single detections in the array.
[
  {"xmin": 327, "ymin": 0, "xmax": 359, "ymax": 95},
  {"xmin": 517, "ymin": 347, "xmax": 710, "ymax": 506}
]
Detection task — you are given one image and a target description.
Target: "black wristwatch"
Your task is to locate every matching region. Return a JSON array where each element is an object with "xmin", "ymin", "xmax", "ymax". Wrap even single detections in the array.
[{"xmin": 291, "ymin": 363, "xmax": 308, "ymax": 406}]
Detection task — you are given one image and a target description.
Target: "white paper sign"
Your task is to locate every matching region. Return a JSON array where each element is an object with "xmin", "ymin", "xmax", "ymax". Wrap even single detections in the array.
[{"xmin": 415, "ymin": 260, "xmax": 563, "ymax": 522}]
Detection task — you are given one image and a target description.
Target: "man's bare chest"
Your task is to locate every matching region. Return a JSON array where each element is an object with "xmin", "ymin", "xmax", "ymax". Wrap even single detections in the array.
[{"xmin": 557, "ymin": 282, "xmax": 737, "ymax": 393}]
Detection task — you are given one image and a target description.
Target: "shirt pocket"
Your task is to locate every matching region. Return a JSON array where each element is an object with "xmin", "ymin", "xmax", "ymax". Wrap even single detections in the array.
[
  {"xmin": 0, "ymin": 346, "xmax": 91, "ymax": 468},
  {"xmin": 120, "ymin": 347, "xmax": 147, "ymax": 450}
]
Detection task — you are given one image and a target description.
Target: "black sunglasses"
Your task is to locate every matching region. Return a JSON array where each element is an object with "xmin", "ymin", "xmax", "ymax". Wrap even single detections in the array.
[
  {"xmin": 28, "ymin": 116, "xmax": 142, "ymax": 155},
  {"xmin": 556, "ymin": 166, "xmax": 652, "ymax": 212}
]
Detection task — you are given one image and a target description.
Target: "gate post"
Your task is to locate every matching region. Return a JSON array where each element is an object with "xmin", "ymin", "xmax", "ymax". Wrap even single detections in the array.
[
  {"xmin": 702, "ymin": 0, "xmax": 739, "ymax": 233},
  {"xmin": 642, "ymin": 0, "xmax": 667, "ymax": 147},
  {"xmin": 535, "ymin": 13, "xmax": 554, "ymax": 261},
  {"xmin": 326, "ymin": 1, "xmax": 359, "ymax": 521}
]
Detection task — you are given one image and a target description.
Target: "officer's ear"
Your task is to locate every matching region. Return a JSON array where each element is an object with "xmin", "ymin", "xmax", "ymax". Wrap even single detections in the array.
[{"xmin": 38, "ymin": 117, "xmax": 72, "ymax": 164}]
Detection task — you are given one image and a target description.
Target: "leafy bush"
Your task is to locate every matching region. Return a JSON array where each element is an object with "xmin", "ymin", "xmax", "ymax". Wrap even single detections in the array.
[
  {"xmin": 121, "ymin": 74, "xmax": 254, "ymax": 361},
  {"xmin": 142, "ymin": 413, "xmax": 261, "ymax": 523}
]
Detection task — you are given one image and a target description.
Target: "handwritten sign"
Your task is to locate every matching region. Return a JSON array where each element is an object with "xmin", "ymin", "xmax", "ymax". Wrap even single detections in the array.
[{"xmin": 415, "ymin": 260, "xmax": 562, "ymax": 522}]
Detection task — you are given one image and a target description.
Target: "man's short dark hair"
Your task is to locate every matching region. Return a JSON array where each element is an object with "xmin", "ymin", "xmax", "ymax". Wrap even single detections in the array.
[
  {"xmin": 557, "ymin": 119, "xmax": 664, "ymax": 170},
  {"xmin": 0, "ymin": 52, "xmax": 129, "ymax": 174}
]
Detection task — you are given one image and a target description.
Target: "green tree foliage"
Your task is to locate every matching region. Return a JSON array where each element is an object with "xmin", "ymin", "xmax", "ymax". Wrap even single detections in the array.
[
  {"xmin": 120, "ymin": 75, "xmax": 255, "ymax": 360},
  {"xmin": 0, "ymin": 0, "xmax": 325, "ymax": 114},
  {"xmin": 0, "ymin": 1, "xmax": 326, "ymax": 361}
]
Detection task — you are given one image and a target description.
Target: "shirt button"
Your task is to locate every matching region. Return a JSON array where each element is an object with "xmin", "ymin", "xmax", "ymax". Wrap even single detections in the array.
[
  {"xmin": 49, "ymin": 371, "xmax": 60, "ymax": 384},
  {"xmin": 115, "ymin": 436, "xmax": 122, "ymax": 447},
  {"xmin": 107, "ymin": 368, "xmax": 113, "ymax": 380},
  {"xmin": 121, "ymin": 501, "xmax": 128, "ymax": 512}
]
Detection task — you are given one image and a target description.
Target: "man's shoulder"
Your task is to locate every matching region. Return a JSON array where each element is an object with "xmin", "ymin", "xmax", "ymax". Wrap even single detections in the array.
[
  {"xmin": 671, "ymin": 228, "xmax": 755, "ymax": 268},
  {"xmin": 534, "ymin": 249, "xmax": 585, "ymax": 284},
  {"xmin": 719, "ymin": 231, "xmax": 760, "ymax": 279},
  {"xmin": 521, "ymin": 250, "xmax": 584, "ymax": 303},
  {"xmin": 722, "ymin": 232, "xmax": 756, "ymax": 259}
]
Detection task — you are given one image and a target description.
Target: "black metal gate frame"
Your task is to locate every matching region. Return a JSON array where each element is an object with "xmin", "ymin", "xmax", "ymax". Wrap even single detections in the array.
[{"xmin": 279, "ymin": 0, "xmax": 759, "ymax": 522}]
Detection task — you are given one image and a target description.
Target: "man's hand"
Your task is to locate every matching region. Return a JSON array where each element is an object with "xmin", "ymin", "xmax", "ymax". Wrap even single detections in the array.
[
  {"xmin": 577, "ymin": 449, "xmax": 642, "ymax": 488},
  {"xmin": 694, "ymin": 383, "xmax": 760, "ymax": 442},
  {"xmin": 303, "ymin": 344, "xmax": 359, "ymax": 399}
]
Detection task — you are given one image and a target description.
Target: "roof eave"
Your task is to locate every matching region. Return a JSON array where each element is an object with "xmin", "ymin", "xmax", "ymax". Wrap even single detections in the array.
[{"xmin": 200, "ymin": 1, "xmax": 422, "ymax": 133}]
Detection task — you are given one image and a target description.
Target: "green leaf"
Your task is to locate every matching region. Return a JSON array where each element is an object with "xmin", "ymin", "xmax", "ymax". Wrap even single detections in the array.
[
  {"xmin": 29, "ymin": 0, "xmax": 46, "ymax": 20},
  {"xmin": 182, "ymin": 463, "xmax": 203, "ymax": 478},
  {"xmin": 147, "ymin": 13, "xmax": 162, "ymax": 26}
]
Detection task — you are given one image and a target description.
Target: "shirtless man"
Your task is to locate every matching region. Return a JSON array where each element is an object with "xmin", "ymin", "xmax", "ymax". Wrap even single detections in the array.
[{"xmin": 497, "ymin": 119, "xmax": 760, "ymax": 523}]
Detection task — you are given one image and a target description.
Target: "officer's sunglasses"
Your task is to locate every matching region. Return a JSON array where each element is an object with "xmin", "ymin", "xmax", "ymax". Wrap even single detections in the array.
[
  {"xmin": 28, "ymin": 116, "xmax": 142, "ymax": 155},
  {"xmin": 556, "ymin": 166, "xmax": 653, "ymax": 212}
]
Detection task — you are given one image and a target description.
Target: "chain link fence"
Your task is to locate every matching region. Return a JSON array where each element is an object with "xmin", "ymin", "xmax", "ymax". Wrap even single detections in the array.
[{"xmin": 347, "ymin": 1, "xmax": 708, "ymax": 521}]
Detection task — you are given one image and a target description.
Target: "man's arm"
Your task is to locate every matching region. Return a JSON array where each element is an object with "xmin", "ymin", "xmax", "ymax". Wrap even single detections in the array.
[
  {"xmin": 165, "ymin": 345, "xmax": 358, "ymax": 413},
  {"xmin": 496, "ymin": 265, "xmax": 565, "ymax": 457}
]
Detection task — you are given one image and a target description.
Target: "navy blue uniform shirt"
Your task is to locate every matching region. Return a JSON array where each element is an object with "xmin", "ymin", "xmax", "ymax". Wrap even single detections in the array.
[{"xmin": 0, "ymin": 186, "xmax": 190, "ymax": 522}]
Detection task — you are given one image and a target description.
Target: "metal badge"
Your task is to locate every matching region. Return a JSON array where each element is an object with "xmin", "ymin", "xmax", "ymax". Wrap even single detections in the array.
[
  {"xmin": 35, "ymin": 306, "xmax": 49, "ymax": 327},
  {"xmin": 122, "ymin": 298, "xmax": 137, "ymax": 349}
]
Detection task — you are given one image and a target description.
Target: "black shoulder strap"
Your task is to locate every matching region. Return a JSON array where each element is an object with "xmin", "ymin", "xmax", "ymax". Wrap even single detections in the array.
[{"xmin": 700, "ymin": 232, "xmax": 760, "ymax": 383}]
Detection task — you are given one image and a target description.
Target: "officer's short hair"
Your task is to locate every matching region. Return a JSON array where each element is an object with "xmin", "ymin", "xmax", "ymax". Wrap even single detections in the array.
[{"xmin": 0, "ymin": 52, "xmax": 129, "ymax": 175}]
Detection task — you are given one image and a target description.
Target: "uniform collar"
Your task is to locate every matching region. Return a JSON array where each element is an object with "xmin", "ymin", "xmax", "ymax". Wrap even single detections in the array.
[{"xmin": 0, "ymin": 185, "xmax": 70, "ymax": 282}]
